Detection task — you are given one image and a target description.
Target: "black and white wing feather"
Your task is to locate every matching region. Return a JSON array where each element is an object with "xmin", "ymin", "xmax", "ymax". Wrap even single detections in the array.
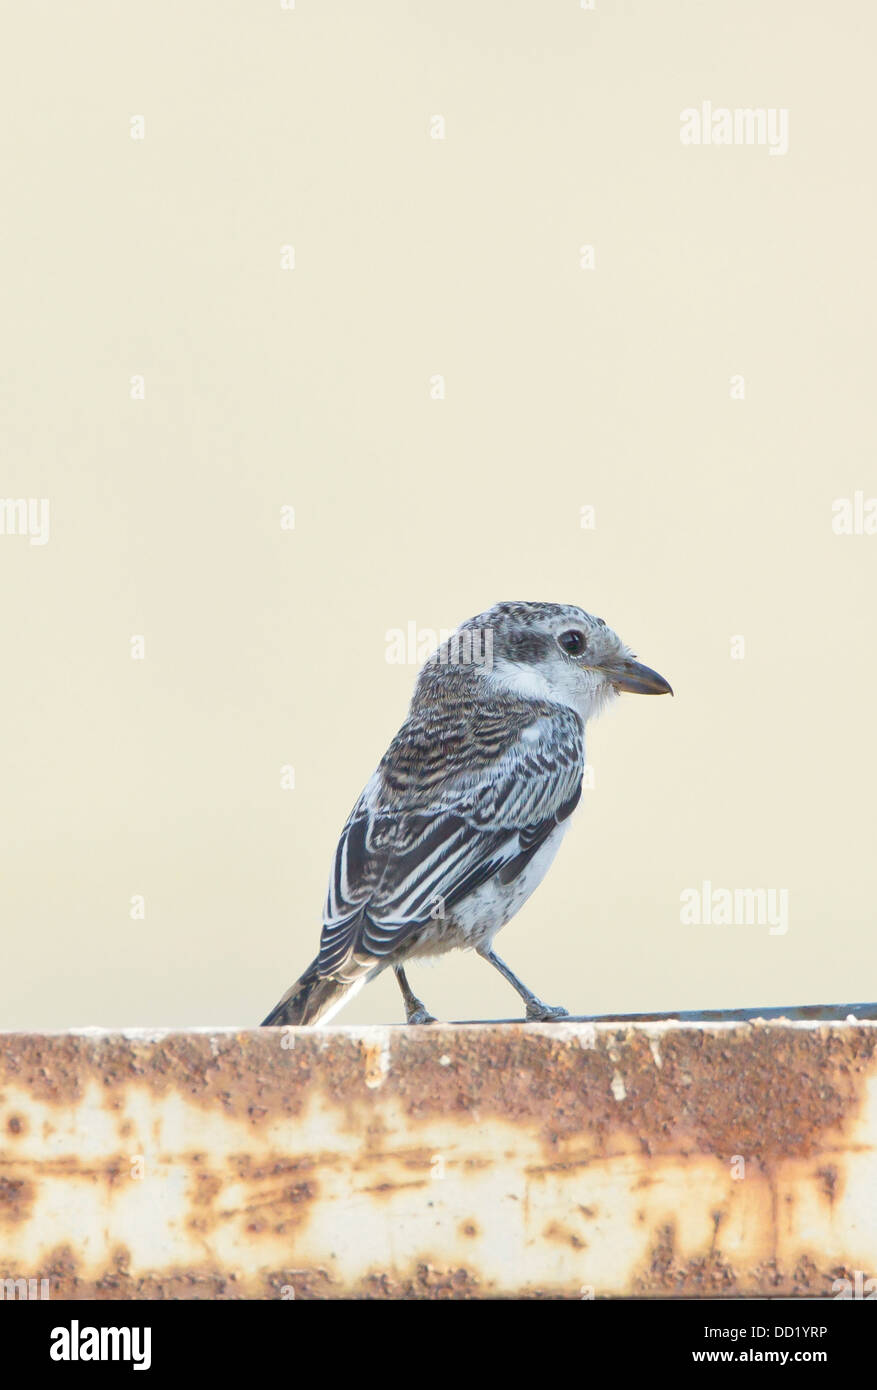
[{"xmin": 317, "ymin": 701, "xmax": 583, "ymax": 980}]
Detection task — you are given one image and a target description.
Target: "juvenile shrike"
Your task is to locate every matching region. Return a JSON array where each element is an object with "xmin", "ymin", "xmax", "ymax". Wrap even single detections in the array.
[{"xmin": 262, "ymin": 601, "xmax": 671, "ymax": 1027}]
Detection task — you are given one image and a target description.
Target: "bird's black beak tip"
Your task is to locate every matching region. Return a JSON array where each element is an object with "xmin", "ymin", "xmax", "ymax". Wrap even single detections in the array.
[{"xmin": 608, "ymin": 659, "xmax": 673, "ymax": 697}]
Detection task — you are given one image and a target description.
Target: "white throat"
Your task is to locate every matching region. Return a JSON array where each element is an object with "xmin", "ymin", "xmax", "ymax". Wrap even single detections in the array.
[{"xmin": 485, "ymin": 658, "xmax": 598, "ymax": 721}]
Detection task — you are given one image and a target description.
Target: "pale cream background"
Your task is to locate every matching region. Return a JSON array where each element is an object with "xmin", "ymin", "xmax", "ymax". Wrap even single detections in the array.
[{"xmin": 1, "ymin": 1, "xmax": 874, "ymax": 1028}]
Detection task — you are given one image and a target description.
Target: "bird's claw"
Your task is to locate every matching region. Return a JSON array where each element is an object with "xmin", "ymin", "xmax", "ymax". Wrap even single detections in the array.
[
  {"xmin": 525, "ymin": 1000, "xmax": 570, "ymax": 1022},
  {"xmin": 406, "ymin": 1008, "xmax": 437, "ymax": 1025}
]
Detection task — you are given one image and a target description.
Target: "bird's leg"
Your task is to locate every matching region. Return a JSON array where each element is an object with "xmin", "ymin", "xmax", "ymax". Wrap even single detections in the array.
[
  {"xmin": 394, "ymin": 965, "xmax": 436, "ymax": 1025},
  {"xmin": 476, "ymin": 946, "xmax": 569, "ymax": 1022}
]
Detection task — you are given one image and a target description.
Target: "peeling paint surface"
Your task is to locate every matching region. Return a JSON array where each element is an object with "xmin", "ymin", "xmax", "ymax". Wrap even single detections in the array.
[{"xmin": 1, "ymin": 1023, "xmax": 876, "ymax": 1298}]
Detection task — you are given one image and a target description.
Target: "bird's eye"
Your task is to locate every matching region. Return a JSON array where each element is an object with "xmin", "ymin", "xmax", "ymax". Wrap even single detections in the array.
[{"xmin": 557, "ymin": 629, "xmax": 587, "ymax": 657}]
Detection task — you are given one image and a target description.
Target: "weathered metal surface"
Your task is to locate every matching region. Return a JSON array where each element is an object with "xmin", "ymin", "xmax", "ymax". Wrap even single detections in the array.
[
  {"xmin": 2, "ymin": 1022, "xmax": 877, "ymax": 1299},
  {"xmin": 455, "ymin": 1002, "xmax": 877, "ymax": 1024}
]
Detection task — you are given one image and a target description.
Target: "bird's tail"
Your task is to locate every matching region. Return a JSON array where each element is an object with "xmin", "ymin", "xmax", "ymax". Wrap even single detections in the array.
[{"xmin": 260, "ymin": 958, "xmax": 353, "ymax": 1027}]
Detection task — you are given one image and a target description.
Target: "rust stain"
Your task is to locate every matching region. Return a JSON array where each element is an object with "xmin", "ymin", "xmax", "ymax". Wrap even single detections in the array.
[
  {"xmin": 816, "ymin": 1164, "xmax": 840, "ymax": 1204},
  {"xmin": 2, "ymin": 1024, "xmax": 872, "ymax": 1157},
  {"xmin": 231, "ymin": 1152, "xmax": 339, "ymax": 1181},
  {"xmin": 218, "ymin": 1180, "xmax": 318, "ymax": 1218},
  {"xmin": 1, "ymin": 1246, "xmax": 482, "ymax": 1301},
  {"xmin": 352, "ymin": 1146, "xmax": 436, "ymax": 1173},
  {"xmin": 359, "ymin": 1263, "xmax": 481, "ymax": 1300},
  {"xmin": 360, "ymin": 1179, "xmax": 428, "ymax": 1196},
  {"xmin": 633, "ymin": 1222, "xmax": 742, "ymax": 1297},
  {"xmin": 542, "ymin": 1221, "xmax": 586, "ymax": 1249},
  {"xmin": 192, "ymin": 1172, "xmax": 223, "ymax": 1206},
  {"xmin": 636, "ymin": 1249, "xmax": 849, "ymax": 1301},
  {"xmin": 0, "ymin": 1174, "xmax": 35, "ymax": 1225},
  {"xmin": 1, "ymin": 1024, "xmax": 876, "ymax": 1298}
]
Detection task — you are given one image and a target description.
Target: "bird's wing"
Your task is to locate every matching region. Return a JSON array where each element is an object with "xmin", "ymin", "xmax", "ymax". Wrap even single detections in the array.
[{"xmin": 317, "ymin": 702, "xmax": 583, "ymax": 978}]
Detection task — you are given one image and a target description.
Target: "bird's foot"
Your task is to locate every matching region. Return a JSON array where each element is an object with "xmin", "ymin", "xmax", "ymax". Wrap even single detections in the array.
[
  {"xmin": 394, "ymin": 966, "xmax": 437, "ymax": 1024},
  {"xmin": 525, "ymin": 999, "xmax": 570, "ymax": 1022},
  {"xmin": 405, "ymin": 1006, "xmax": 437, "ymax": 1025}
]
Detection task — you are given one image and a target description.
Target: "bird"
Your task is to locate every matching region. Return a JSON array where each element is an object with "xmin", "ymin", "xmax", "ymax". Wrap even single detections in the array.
[{"xmin": 261, "ymin": 601, "xmax": 672, "ymax": 1028}]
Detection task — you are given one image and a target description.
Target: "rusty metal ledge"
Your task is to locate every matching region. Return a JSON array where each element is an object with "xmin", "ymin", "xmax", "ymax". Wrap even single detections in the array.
[{"xmin": 2, "ymin": 1022, "xmax": 876, "ymax": 1299}]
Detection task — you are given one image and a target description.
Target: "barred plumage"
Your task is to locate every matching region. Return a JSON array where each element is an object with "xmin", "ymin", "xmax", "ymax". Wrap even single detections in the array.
[{"xmin": 262, "ymin": 600, "xmax": 671, "ymax": 1026}]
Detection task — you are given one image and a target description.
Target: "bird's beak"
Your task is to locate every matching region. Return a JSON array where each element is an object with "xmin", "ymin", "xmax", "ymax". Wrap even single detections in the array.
[{"xmin": 597, "ymin": 657, "xmax": 673, "ymax": 696}]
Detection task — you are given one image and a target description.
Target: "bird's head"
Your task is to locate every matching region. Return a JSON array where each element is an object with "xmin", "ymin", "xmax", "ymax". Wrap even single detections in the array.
[{"xmin": 419, "ymin": 600, "xmax": 672, "ymax": 721}]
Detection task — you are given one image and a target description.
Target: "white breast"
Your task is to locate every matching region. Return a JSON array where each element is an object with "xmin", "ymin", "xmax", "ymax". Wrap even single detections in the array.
[{"xmin": 450, "ymin": 819, "xmax": 573, "ymax": 949}]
